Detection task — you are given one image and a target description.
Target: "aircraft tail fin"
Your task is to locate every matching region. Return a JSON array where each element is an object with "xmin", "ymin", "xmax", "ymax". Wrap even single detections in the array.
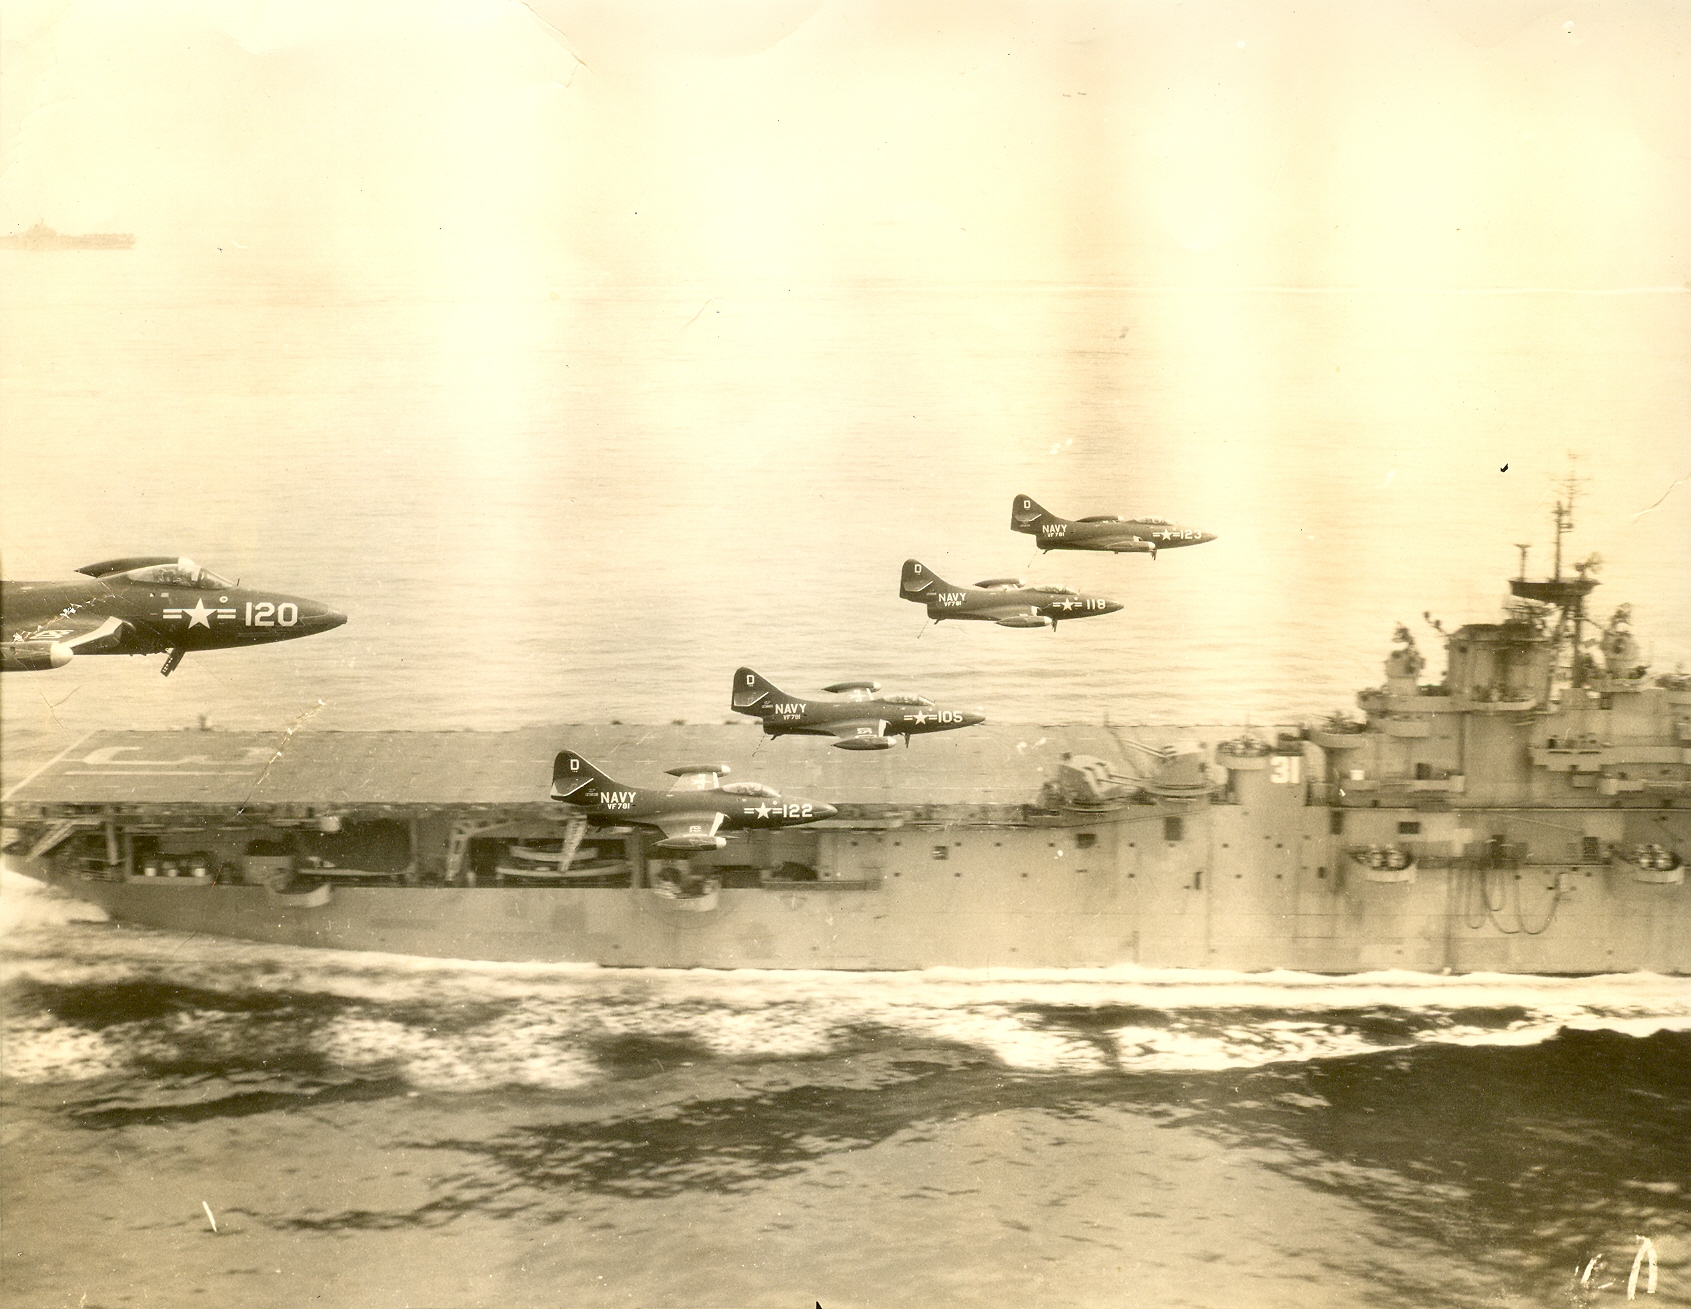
[
  {"xmin": 551, "ymin": 749, "xmax": 622, "ymax": 801},
  {"xmin": 1011, "ymin": 494, "xmax": 1058, "ymax": 534},
  {"xmin": 900, "ymin": 559, "xmax": 948, "ymax": 600},
  {"xmin": 732, "ymin": 667, "xmax": 788, "ymax": 715}
]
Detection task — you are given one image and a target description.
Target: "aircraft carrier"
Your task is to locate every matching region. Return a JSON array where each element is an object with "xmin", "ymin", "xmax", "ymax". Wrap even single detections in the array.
[
  {"xmin": 0, "ymin": 223, "xmax": 135, "ymax": 250},
  {"xmin": 4, "ymin": 524, "xmax": 1688, "ymax": 974}
]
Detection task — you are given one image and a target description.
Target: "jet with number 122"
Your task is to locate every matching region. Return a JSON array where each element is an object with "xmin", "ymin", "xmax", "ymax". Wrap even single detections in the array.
[
  {"xmin": 551, "ymin": 750, "xmax": 837, "ymax": 851},
  {"xmin": 1, "ymin": 556, "xmax": 347, "ymax": 675}
]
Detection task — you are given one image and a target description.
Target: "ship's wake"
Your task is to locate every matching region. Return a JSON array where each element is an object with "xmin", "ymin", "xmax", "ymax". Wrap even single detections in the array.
[{"xmin": 5, "ymin": 874, "xmax": 1688, "ymax": 1105}]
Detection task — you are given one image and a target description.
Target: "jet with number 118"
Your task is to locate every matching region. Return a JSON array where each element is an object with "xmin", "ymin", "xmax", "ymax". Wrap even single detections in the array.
[
  {"xmin": 1, "ymin": 556, "xmax": 347, "ymax": 675},
  {"xmin": 898, "ymin": 559, "xmax": 1122, "ymax": 630}
]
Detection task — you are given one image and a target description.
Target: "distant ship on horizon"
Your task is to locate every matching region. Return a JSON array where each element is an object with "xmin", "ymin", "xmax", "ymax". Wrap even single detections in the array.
[{"xmin": 0, "ymin": 222, "xmax": 134, "ymax": 250}]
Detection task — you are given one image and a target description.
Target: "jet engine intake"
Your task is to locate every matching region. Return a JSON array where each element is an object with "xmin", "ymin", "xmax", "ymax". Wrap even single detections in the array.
[{"xmin": 1, "ymin": 642, "xmax": 73, "ymax": 672}]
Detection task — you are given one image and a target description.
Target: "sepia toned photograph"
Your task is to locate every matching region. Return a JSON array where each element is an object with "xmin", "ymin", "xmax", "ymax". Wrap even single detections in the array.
[{"xmin": 2, "ymin": 2, "xmax": 1688, "ymax": 1306}]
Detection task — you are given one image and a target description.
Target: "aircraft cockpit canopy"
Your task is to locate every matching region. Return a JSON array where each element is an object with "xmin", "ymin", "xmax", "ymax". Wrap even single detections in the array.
[
  {"xmin": 1077, "ymin": 515, "xmax": 1127, "ymax": 523},
  {"xmin": 720, "ymin": 781, "xmax": 781, "ymax": 798},
  {"xmin": 1137, "ymin": 517, "xmax": 1170, "ymax": 525},
  {"xmin": 975, "ymin": 578, "xmax": 1026, "ymax": 590},
  {"xmin": 880, "ymin": 692, "xmax": 934, "ymax": 706},
  {"xmin": 122, "ymin": 559, "xmax": 235, "ymax": 590},
  {"xmin": 1030, "ymin": 584, "xmax": 1078, "ymax": 595}
]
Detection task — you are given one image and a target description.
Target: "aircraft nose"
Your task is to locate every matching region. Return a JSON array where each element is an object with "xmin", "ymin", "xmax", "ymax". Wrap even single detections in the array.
[
  {"xmin": 1200, "ymin": 531, "xmax": 1219, "ymax": 544},
  {"xmin": 1102, "ymin": 599, "xmax": 1125, "ymax": 615},
  {"xmin": 302, "ymin": 605, "xmax": 348, "ymax": 633},
  {"xmin": 962, "ymin": 712, "xmax": 987, "ymax": 727},
  {"xmin": 810, "ymin": 803, "xmax": 839, "ymax": 822}
]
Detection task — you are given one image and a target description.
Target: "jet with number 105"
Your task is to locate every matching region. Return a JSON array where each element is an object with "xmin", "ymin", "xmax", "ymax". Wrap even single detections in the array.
[
  {"xmin": 1, "ymin": 556, "xmax": 347, "ymax": 675},
  {"xmin": 898, "ymin": 559, "xmax": 1122, "ymax": 630},
  {"xmin": 731, "ymin": 666, "xmax": 985, "ymax": 750}
]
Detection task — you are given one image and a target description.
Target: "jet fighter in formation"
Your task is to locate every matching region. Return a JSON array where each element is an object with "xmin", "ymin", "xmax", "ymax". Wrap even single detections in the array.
[
  {"xmin": 899, "ymin": 559, "xmax": 1122, "ymax": 630},
  {"xmin": 1010, "ymin": 494, "xmax": 1215, "ymax": 558},
  {"xmin": 550, "ymin": 750, "xmax": 836, "ymax": 850},
  {"xmin": 1, "ymin": 556, "xmax": 347, "ymax": 675},
  {"xmin": 731, "ymin": 666, "xmax": 984, "ymax": 749}
]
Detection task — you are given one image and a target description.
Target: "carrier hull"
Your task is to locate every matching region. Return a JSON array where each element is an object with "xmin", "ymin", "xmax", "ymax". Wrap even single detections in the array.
[{"xmin": 6, "ymin": 722, "xmax": 1687, "ymax": 974}]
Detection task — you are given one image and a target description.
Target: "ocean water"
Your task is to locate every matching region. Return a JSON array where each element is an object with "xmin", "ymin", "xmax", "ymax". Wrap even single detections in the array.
[
  {"xmin": 3, "ymin": 257, "xmax": 1690, "ymax": 1306},
  {"xmin": 4, "ymin": 878, "xmax": 1690, "ymax": 1309},
  {"xmin": 3, "ymin": 257, "xmax": 1689, "ymax": 764}
]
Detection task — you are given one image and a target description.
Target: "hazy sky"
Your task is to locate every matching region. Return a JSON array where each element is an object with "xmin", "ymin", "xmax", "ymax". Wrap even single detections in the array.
[{"xmin": 2, "ymin": 0, "xmax": 1687, "ymax": 287}]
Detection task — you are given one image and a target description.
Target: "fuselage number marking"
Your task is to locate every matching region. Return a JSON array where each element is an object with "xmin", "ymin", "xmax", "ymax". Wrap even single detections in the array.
[{"xmin": 244, "ymin": 602, "xmax": 299, "ymax": 628}]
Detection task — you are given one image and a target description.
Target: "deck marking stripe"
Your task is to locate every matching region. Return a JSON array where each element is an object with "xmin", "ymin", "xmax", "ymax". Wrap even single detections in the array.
[
  {"xmin": 2, "ymin": 730, "xmax": 97, "ymax": 802},
  {"xmin": 64, "ymin": 770, "xmax": 261, "ymax": 777}
]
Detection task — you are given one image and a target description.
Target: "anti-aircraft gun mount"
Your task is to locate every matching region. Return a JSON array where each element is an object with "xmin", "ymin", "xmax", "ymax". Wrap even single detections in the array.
[{"xmin": 1045, "ymin": 738, "xmax": 1227, "ymax": 810}]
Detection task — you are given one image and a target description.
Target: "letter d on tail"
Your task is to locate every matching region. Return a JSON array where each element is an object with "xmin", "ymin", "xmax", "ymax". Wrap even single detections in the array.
[
  {"xmin": 900, "ymin": 559, "xmax": 943, "ymax": 600},
  {"xmin": 732, "ymin": 667, "xmax": 785, "ymax": 713},
  {"xmin": 551, "ymin": 749, "xmax": 616, "ymax": 801},
  {"xmin": 1010, "ymin": 494, "xmax": 1054, "ymax": 534}
]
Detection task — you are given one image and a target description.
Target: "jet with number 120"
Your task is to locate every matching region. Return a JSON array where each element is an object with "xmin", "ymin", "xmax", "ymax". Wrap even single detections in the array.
[{"xmin": 1, "ymin": 556, "xmax": 347, "ymax": 675}]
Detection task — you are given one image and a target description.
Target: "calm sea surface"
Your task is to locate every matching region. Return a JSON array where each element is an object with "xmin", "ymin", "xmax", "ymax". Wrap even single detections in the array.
[{"xmin": 3, "ymin": 255, "xmax": 1689, "ymax": 1306}]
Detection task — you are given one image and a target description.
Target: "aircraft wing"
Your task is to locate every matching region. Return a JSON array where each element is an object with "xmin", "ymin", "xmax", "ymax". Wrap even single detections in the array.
[
  {"xmin": 654, "ymin": 812, "xmax": 725, "ymax": 843},
  {"xmin": 827, "ymin": 717, "xmax": 891, "ymax": 743},
  {"xmin": 2, "ymin": 615, "xmax": 129, "ymax": 670}
]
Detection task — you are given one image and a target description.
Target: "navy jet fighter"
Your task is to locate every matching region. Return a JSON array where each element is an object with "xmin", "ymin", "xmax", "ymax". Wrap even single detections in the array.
[
  {"xmin": 1, "ymin": 556, "xmax": 347, "ymax": 675},
  {"xmin": 1010, "ymin": 494, "xmax": 1215, "ymax": 558},
  {"xmin": 899, "ymin": 559, "xmax": 1122, "ymax": 629},
  {"xmin": 731, "ymin": 667, "xmax": 985, "ymax": 750},
  {"xmin": 550, "ymin": 750, "xmax": 837, "ymax": 851}
]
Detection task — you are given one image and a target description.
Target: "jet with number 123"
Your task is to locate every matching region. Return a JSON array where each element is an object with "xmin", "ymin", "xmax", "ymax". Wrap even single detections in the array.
[
  {"xmin": 1, "ymin": 556, "xmax": 347, "ymax": 675},
  {"xmin": 550, "ymin": 751, "xmax": 837, "ymax": 851},
  {"xmin": 1010, "ymin": 494, "xmax": 1216, "ymax": 558},
  {"xmin": 731, "ymin": 667, "xmax": 985, "ymax": 750},
  {"xmin": 899, "ymin": 559, "xmax": 1122, "ymax": 630}
]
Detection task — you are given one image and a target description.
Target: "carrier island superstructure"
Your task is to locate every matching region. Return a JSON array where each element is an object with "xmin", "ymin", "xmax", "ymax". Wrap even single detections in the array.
[{"xmin": 4, "ymin": 549, "xmax": 1687, "ymax": 974}]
